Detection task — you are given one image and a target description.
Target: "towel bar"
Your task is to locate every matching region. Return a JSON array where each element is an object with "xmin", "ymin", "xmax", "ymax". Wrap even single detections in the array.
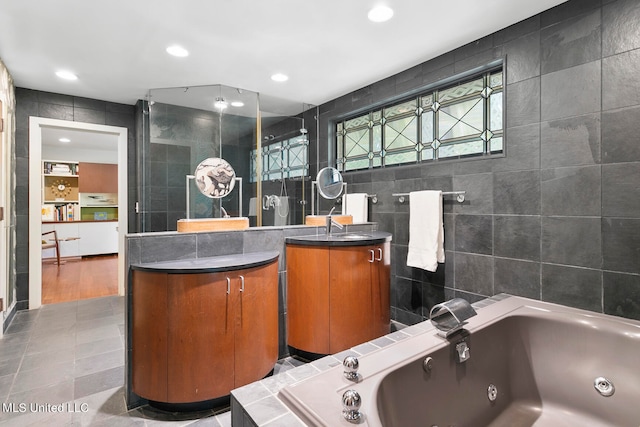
[{"xmin": 392, "ymin": 191, "xmax": 465, "ymax": 203}]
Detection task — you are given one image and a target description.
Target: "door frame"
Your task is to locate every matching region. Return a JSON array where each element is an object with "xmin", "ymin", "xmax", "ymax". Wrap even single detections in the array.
[{"xmin": 28, "ymin": 117, "xmax": 128, "ymax": 309}]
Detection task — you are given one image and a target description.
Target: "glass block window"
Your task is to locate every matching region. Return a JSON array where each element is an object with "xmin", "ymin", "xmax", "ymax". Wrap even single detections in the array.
[
  {"xmin": 336, "ymin": 69, "xmax": 503, "ymax": 172},
  {"xmin": 250, "ymin": 134, "xmax": 309, "ymax": 182}
]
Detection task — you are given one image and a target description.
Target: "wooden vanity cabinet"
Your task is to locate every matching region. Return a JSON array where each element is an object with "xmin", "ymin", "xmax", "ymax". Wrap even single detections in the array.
[
  {"xmin": 132, "ymin": 259, "xmax": 278, "ymax": 404},
  {"xmin": 287, "ymin": 241, "xmax": 390, "ymax": 355}
]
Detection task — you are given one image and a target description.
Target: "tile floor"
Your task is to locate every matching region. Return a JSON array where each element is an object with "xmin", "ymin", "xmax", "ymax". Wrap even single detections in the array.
[{"xmin": 0, "ymin": 296, "xmax": 302, "ymax": 426}]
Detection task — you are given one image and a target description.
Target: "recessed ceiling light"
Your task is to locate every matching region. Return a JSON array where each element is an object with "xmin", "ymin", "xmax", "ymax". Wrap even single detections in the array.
[
  {"xmin": 368, "ymin": 5, "xmax": 394, "ymax": 22},
  {"xmin": 271, "ymin": 73, "xmax": 289, "ymax": 82},
  {"xmin": 58, "ymin": 137, "xmax": 71, "ymax": 143},
  {"xmin": 55, "ymin": 70, "xmax": 78, "ymax": 81},
  {"xmin": 166, "ymin": 45, "xmax": 189, "ymax": 57},
  {"xmin": 231, "ymin": 101, "xmax": 245, "ymax": 108}
]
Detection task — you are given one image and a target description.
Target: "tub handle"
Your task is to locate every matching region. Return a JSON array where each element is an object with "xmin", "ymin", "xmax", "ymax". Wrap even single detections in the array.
[
  {"xmin": 343, "ymin": 356, "xmax": 359, "ymax": 381},
  {"xmin": 342, "ymin": 390, "xmax": 362, "ymax": 423}
]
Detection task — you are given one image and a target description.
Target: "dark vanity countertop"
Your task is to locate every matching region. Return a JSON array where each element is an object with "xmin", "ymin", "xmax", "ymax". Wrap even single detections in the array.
[
  {"xmin": 285, "ymin": 231, "xmax": 392, "ymax": 247},
  {"xmin": 130, "ymin": 251, "xmax": 279, "ymax": 274}
]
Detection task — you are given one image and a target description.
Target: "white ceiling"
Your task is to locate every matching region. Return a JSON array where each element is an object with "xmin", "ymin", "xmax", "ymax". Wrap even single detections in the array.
[{"xmin": 1, "ymin": 0, "xmax": 568, "ymax": 108}]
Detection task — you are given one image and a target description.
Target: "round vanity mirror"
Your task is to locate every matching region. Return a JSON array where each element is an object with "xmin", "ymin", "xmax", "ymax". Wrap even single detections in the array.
[
  {"xmin": 316, "ymin": 167, "xmax": 344, "ymax": 199},
  {"xmin": 194, "ymin": 157, "xmax": 236, "ymax": 198}
]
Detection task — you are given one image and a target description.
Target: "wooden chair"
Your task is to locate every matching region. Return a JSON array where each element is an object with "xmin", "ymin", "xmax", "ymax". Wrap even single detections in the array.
[{"xmin": 42, "ymin": 230, "xmax": 61, "ymax": 266}]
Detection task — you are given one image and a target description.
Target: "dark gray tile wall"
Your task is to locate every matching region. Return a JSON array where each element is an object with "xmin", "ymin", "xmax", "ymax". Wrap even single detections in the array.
[
  {"xmin": 13, "ymin": 88, "xmax": 136, "ymax": 310},
  {"xmin": 319, "ymin": 0, "xmax": 640, "ymax": 322}
]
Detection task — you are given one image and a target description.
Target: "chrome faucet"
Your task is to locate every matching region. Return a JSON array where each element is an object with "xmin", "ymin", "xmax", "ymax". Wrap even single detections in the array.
[
  {"xmin": 429, "ymin": 298, "xmax": 477, "ymax": 338},
  {"xmin": 220, "ymin": 206, "xmax": 230, "ymax": 218},
  {"xmin": 326, "ymin": 206, "xmax": 344, "ymax": 236}
]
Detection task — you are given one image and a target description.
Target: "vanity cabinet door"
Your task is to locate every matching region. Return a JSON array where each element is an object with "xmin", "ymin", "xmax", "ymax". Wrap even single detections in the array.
[
  {"xmin": 132, "ymin": 258, "xmax": 279, "ymax": 404},
  {"xmin": 329, "ymin": 245, "xmax": 374, "ymax": 353},
  {"xmin": 167, "ymin": 271, "xmax": 235, "ymax": 403},
  {"xmin": 131, "ymin": 270, "xmax": 169, "ymax": 402},
  {"xmin": 234, "ymin": 261, "xmax": 279, "ymax": 387},
  {"xmin": 286, "ymin": 244, "xmax": 330, "ymax": 354},
  {"xmin": 371, "ymin": 242, "xmax": 391, "ymax": 337}
]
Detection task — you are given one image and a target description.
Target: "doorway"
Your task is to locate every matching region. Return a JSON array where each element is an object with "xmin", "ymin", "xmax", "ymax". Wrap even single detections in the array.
[{"xmin": 28, "ymin": 117, "xmax": 128, "ymax": 310}]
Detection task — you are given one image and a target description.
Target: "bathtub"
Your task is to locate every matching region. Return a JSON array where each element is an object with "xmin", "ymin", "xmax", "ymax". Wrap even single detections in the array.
[{"xmin": 278, "ymin": 296, "xmax": 640, "ymax": 426}]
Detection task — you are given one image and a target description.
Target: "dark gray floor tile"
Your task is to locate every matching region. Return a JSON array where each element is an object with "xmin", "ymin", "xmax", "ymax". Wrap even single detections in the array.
[
  {"xmin": 25, "ymin": 333, "xmax": 76, "ymax": 356},
  {"xmin": 7, "ymin": 379, "xmax": 74, "ymax": 407},
  {"xmin": 76, "ymin": 336, "xmax": 123, "ymax": 360},
  {"xmin": 75, "ymin": 324, "xmax": 121, "ymax": 344},
  {"xmin": 4, "ymin": 320, "xmax": 36, "ymax": 335},
  {"xmin": 11, "ymin": 361, "xmax": 75, "ymax": 394},
  {"xmin": 72, "ymin": 386, "xmax": 128, "ymax": 426},
  {"xmin": 74, "ymin": 366, "xmax": 125, "ymax": 400},
  {"xmin": 20, "ymin": 347, "xmax": 75, "ymax": 373},
  {"xmin": 0, "ymin": 373, "xmax": 15, "ymax": 401},
  {"xmin": 74, "ymin": 350, "xmax": 124, "ymax": 378},
  {"xmin": 0, "ymin": 357, "xmax": 21, "ymax": 378},
  {"xmin": 0, "ymin": 341, "xmax": 28, "ymax": 362},
  {"xmin": 85, "ymin": 411, "xmax": 146, "ymax": 427}
]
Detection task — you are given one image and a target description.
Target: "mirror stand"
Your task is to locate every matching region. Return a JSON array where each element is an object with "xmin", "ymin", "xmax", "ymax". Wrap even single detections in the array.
[{"xmin": 311, "ymin": 180, "xmax": 347, "ymax": 215}]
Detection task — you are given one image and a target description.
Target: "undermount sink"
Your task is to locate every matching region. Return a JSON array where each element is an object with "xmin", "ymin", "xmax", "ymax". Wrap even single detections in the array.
[
  {"xmin": 340, "ymin": 233, "xmax": 373, "ymax": 240},
  {"xmin": 177, "ymin": 217, "xmax": 250, "ymax": 232}
]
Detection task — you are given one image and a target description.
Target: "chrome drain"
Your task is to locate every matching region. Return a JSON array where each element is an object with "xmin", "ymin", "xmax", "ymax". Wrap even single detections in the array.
[
  {"xmin": 594, "ymin": 377, "xmax": 615, "ymax": 397},
  {"xmin": 487, "ymin": 384, "xmax": 498, "ymax": 402}
]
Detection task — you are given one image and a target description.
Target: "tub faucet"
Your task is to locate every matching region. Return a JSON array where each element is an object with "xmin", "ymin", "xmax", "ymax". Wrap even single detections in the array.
[
  {"xmin": 220, "ymin": 206, "xmax": 230, "ymax": 218},
  {"xmin": 429, "ymin": 298, "xmax": 477, "ymax": 338},
  {"xmin": 326, "ymin": 206, "xmax": 344, "ymax": 236}
]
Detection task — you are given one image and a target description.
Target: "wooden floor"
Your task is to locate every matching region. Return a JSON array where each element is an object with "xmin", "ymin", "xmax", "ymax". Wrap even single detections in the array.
[{"xmin": 42, "ymin": 254, "xmax": 118, "ymax": 305}]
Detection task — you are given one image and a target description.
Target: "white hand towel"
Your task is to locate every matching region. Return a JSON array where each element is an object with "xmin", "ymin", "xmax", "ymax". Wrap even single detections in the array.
[
  {"xmin": 341, "ymin": 193, "xmax": 368, "ymax": 223},
  {"xmin": 406, "ymin": 190, "xmax": 444, "ymax": 272}
]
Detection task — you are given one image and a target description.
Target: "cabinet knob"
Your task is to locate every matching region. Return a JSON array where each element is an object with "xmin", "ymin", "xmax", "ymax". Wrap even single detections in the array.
[
  {"xmin": 239, "ymin": 275, "xmax": 245, "ymax": 292},
  {"xmin": 368, "ymin": 250, "xmax": 374, "ymax": 263},
  {"xmin": 226, "ymin": 277, "xmax": 231, "ymax": 294},
  {"xmin": 376, "ymin": 248, "xmax": 383, "ymax": 261}
]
